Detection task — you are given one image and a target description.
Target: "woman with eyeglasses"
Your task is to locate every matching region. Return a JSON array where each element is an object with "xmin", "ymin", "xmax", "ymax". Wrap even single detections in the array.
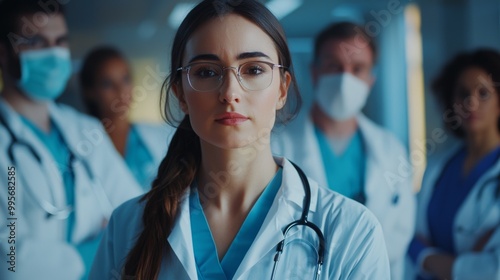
[
  {"xmin": 79, "ymin": 46, "xmax": 174, "ymax": 189},
  {"xmin": 90, "ymin": 1, "xmax": 390, "ymax": 279},
  {"xmin": 408, "ymin": 49, "xmax": 500, "ymax": 280}
]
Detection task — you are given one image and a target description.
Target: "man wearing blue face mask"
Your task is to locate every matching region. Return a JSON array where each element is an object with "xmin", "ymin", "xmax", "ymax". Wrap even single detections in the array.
[
  {"xmin": 272, "ymin": 21, "xmax": 415, "ymax": 280},
  {"xmin": 0, "ymin": 1, "xmax": 142, "ymax": 279}
]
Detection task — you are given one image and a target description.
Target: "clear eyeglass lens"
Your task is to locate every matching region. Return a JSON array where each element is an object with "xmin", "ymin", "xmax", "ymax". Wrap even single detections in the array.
[{"xmin": 186, "ymin": 61, "xmax": 276, "ymax": 91}]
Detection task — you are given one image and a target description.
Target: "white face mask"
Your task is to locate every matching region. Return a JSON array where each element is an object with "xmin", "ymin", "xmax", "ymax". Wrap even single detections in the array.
[{"xmin": 314, "ymin": 73, "xmax": 370, "ymax": 121}]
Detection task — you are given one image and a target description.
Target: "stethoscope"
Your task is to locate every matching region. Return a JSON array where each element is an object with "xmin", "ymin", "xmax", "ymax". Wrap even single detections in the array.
[
  {"xmin": 270, "ymin": 161, "xmax": 326, "ymax": 280},
  {"xmin": 0, "ymin": 112, "xmax": 113, "ymax": 220}
]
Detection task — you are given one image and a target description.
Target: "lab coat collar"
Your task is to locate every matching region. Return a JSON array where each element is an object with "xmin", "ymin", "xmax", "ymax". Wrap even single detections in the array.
[
  {"xmin": 0, "ymin": 98, "xmax": 49, "ymax": 146},
  {"xmin": 0, "ymin": 99, "xmax": 82, "ymax": 159},
  {"xmin": 167, "ymin": 189, "xmax": 199, "ymax": 280},
  {"xmin": 276, "ymin": 156, "xmax": 318, "ymax": 213},
  {"xmin": 47, "ymin": 102, "xmax": 88, "ymax": 158},
  {"xmin": 233, "ymin": 157, "xmax": 318, "ymax": 279},
  {"xmin": 357, "ymin": 114, "xmax": 393, "ymax": 169},
  {"xmin": 167, "ymin": 157, "xmax": 317, "ymax": 280},
  {"xmin": 417, "ymin": 141, "xmax": 500, "ymax": 239},
  {"xmin": 133, "ymin": 124, "xmax": 169, "ymax": 165},
  {"xmin": 0, "ymin": 98, "xmax": 66, "ymax": 206}
]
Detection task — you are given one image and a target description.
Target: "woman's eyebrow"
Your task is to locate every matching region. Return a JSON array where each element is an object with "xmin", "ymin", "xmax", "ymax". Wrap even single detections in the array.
[
  {"xmin": 237, "ymin": 51, "xmax": 270, "ymax": 60},
  {"xmin": 187, "ymin": 52, "xmax": 271, "ymax": 64},
  {"xmin": 188, "ymin": 54, "xmax": 220, "ymax": 63}
]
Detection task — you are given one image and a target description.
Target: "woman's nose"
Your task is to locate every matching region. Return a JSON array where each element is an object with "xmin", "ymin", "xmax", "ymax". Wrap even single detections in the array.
[{"xmin": 218, "ymin": 68, "xmax": 242, "ymax": 103}]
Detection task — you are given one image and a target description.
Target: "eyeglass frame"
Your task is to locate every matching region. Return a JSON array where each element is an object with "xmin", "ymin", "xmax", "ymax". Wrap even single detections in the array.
[{"xmin": 176, "ymin": 61, "xmax": 286, "ymax": 92}]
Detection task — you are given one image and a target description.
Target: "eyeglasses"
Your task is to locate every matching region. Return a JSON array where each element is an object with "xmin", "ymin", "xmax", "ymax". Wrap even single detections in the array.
[{"xmin": 177, "ymin": 61, "xmax": 284, "ymax": 92}]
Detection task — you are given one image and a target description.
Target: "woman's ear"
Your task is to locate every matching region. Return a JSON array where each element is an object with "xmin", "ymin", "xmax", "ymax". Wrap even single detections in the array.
[
  {"xmin": 172, "ymin": 82, "xmax": 189, "ymax": 114},
  {"xmin": 277, "ymin": 71, "xmax": 291, "ymax": 110}
]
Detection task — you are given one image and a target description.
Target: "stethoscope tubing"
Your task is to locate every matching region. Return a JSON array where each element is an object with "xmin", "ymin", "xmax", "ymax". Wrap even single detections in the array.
[{"xmin": 271, "ymin": 161, "xmax": 326, "ymax": 279}]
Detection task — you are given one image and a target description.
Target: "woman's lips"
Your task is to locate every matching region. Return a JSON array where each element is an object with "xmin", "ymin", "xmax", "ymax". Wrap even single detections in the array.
[{"xmin": 214, "ymin": 112, "xmax": 249, "ymax": 126}]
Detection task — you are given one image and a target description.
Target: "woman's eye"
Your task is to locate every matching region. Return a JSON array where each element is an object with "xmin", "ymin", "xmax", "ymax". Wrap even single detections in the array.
[
  {"xmin": 478, "ymin": 88, "xmax": 491, "ymax": 99},
  {"xmin": 241, "ymin": 63, "xmax": 266, "ymax": 76},
  {"xmin": 193, "ymin": 67, "xmax": 219, "ymax": 78}
]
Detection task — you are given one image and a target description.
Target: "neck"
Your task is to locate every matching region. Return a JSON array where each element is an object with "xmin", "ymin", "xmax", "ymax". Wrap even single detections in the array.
[
  {"xmin": 104, "ymin": 117, "xmax": 130, "ymax": 156},
  {"xmin": 465, "ymin": 129, "xmax": 500, "ymax": 160},
  {"xmin": 311, "ymin": 103, "xmax": 358, "ymax": 139},
  {"xmin": 2, "ymin": 86, "xmax": 51, "ymax": 132},
  {"xmin": 197, "ymin": 139, "xmax": 279, "ymax": 213},
  {"xmin": 104, "ymin": 115, "xmax": 130, "ymax": 134}
]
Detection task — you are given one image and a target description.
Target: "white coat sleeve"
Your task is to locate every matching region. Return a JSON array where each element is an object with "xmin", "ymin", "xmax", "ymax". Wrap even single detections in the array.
[
  {"xmin": 343, "ymin": 222, "xmax": 391, "ymax": 280},
  {"xmin": 452, "ymin": 228, "xmax": 500, "ymax": 280},
  {"xmin": 0, "ymin": 147, "xmax": 84, "ymax": 280}
]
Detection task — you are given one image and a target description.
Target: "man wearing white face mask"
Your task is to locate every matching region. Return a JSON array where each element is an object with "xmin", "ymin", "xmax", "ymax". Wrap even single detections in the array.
[
  {"xmin": 0, "ymin": 1, "xmax": 142, "ymax": 279},
  {"xmin": 272, "ymin": 22, "xmax": 415, "ymax": 280}
]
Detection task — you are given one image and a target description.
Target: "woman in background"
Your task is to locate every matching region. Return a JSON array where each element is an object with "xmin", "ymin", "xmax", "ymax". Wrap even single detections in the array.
[
  {"xmin": 408, "ymin": 49, "xmax": 500, "ymax": 280},
  {"xmin": 80, "ymin": 47, "xmax": 173, "ymax": 189},
  {"xmin": 89, "ymin": 0, "xmax": 390, "ymax": 279}
]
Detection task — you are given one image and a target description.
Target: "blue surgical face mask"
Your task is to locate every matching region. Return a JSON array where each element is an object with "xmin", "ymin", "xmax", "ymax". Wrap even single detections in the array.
[{"xmin": 17, "ymin": 47, "xmax": 72, "ymax": 101}]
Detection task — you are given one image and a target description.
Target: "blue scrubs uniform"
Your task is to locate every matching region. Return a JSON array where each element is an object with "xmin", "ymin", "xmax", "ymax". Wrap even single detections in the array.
[
  {"xmin": 190, "ymin": 168, "xmax": 283, "ymax": 280},
  {"xmin": 315, "ymin": 126, "xmax": 366, "ymax": 203},
  {"xmin": 124, "ymin": 125, "xmax": 155, "ymax": 189},
  {"xmin": 408, "ymin": 146, "xmax": 500, "ymax": 279},
  {"xmin": 22, "ymin": 117, "xmax": 102, "ymax": 280}
]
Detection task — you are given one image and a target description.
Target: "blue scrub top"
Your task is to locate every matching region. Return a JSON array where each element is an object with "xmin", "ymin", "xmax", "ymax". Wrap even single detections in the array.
[
  {"xmin": 428, "ymin": 146, "xmax": 500, "ymax": 253},
  {"xmin": 314, "ymin": 126, "xmax": 366, "ymax": 203},
  {"xmin": 189, "ymin": 168, "xmax": 283, "ymax": 280},
  {"xmin": 124, "ymin": 125, "xmax": 155, "ymax": 189},
  {"xmin": 409, "ymin": 146, "xmax": 500, "ymax": 277},
  {"xmin": 21, "ymin": 117, "xmax": 102, "ymax": 280}
]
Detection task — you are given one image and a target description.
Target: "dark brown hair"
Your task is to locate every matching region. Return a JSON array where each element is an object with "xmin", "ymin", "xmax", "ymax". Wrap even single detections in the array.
[
  {"xmin": 432, "ymin": 48, "xmax": 500, "ymax": 137},
  {"xmin": 0, "ymin": 0, "xmax": 66, "ymax": 76},
  {"xmin": 123, "ymin": 0, "xmax": 301, "ymax": 279},
  {"xmin": 313, "ymin": 21, "xmax": 378, "ymax": 65},
  {"xmin": 0, "ymin": 0, "xmax": 66, "ymax": 47},
  {"xmin": 79, "ymin": 46, "xmax": 127, "ymax": 118}
]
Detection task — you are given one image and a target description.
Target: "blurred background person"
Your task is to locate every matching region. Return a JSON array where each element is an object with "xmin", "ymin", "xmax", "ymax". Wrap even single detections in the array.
[
  {"xmin": 79, "ymin": 46, "xmax": 173, "ymax": 189},
  {"xmin": 0, "ymin": 1, "xmax": 142, "ymax": 279},
  {"xmin": 272, "ymin": 21, "xmax": 415, "ymax": 280},
  {"xmin": 408, "ymin": 49, "xmax": 500, "ymax": 280}
]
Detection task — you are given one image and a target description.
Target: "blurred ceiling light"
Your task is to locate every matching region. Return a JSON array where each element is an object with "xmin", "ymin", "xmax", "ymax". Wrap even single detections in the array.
[
  {"xmin": 168, "ymin": 2, "xmax": 197, "ymax": 29},
  {"xmin": 266, "ymin": 0, "xmax": 302, "ymax": 20}
]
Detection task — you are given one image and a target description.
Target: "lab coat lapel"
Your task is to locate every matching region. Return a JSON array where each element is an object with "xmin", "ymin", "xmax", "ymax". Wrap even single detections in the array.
[
  {"xmin": 416, "ymin": 144, "xmax": 462, "ymax": 237},
  {"xmin": 454, "ymin": 157, "xmax": 500, "ymax": 252},
  {"xmin": 134, "ymin": 124, "xmax": 173, "ymax": 165},
  {"xmin": 232, "ymin": 158, "xmax": 318, "ymax": 279},
  {"xmin": 301, "ymin": 116, "xmax": 328, "ymax": 188},
  {"xmin": 0, "ymin": 100, "xmax": 66, "ymax": 209},
  {"xmin": 167, "ymin": 188, "xmax": 198, "ymax": 280},
  {"xmin": 48, "ymin": 103, "xmax": 91, "ymax": 159},
  {"xmin": 357, "ymin": 115, "xmax": 391, "ymax": 208}
]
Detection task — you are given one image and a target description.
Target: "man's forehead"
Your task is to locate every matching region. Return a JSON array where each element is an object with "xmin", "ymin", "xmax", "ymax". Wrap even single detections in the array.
[
  {"xmin": 320, "ymin": 38, "xmax": 374, "ymax": 64},
  {"xmin": 14, "ymin": 12, "xmax": 67, "ymax": 38}
]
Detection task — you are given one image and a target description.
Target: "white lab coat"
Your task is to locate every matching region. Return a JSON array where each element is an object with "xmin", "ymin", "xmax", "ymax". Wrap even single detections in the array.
[
  {"xmin": 90, "ymin": 157, "xmax": 391, "ymax": 280},
  {"xmin": 134, "ymin": 123, "xmax": 173, "ymax": 165},
  {"xmin": 410, "ymin": 143, "xmax": 500, "ymax": 280},
  {"xmin": 272, "ymin": 113, "xmax": 416, "ymax": 280},
  {"xmin": 131, "ymin": 123, "xmax": 175, "ymax": 187},
  {"xmin": 0, "ymin": 99, "xmax": 143, "ymax": 280}
]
